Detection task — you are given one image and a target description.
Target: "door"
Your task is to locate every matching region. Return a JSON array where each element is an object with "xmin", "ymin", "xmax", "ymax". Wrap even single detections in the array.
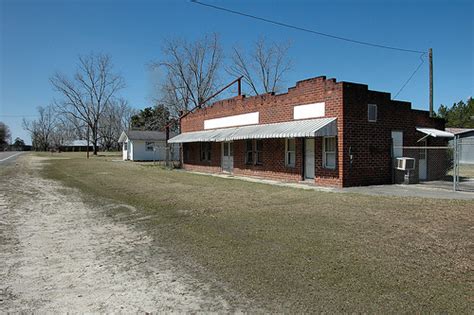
[
  {"xmin": 304, "ymin": 138, "xmax": 315, "ymax": 179},
  {"xmin": 127, "ymin": 141, "xmax": 132, "ymax": 160},
  {"xmin": 123, "ymin": 141, "xmax": 128, "ymax": 160},
  {"xmin": 391, "ymin": 131, "xmax": 403, "ymax": 158},
  {"xmin": 221, "ymin": 141, "xmax": 234, "ymax": 173},
  {"xmin": 419, "ymin": 139, "xmax": 427, "ymax": 180}
]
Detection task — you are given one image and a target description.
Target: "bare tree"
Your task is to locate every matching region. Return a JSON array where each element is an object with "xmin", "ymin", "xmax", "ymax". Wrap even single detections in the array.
[
  {"xmin": 227, "ymin": 38, "xmax": 292, "ymax": 95},
  {"xmin": 98, "ymin": 99, "xmax": 135, "ymax": 151},
  {"xmin": 22, "ymin": 105, "xmax": 57, "ymax": 151},
  {"xmin": 50, "ymin": 115, "xmax": 83, "ymax": 149},
  {"xmin": 50, "ymin": 53, "xmax": 125, "ymax": 155},
  {"xmin": 62, "ymin": 113, "xmax": 87, "ymax": 140},
  {"xmin": 152, "ymin": 33, "xmax": 223, "ymax": 116}
]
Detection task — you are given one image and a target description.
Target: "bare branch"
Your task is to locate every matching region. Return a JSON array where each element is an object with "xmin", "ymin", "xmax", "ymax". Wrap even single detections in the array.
[
  {"xmin": 227, "ymin": 37, "xmax": 292, "ymax": 95},
  {"xmin": 151, "ymin": 33, "xmax": 223, "ymax": 116},
  {"xmin": 50, "ymin": 53, "xmax": 125, "ymax": 154}
]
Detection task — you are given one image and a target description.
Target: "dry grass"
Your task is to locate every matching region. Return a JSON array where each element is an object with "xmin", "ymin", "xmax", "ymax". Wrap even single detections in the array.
[
  {"xmin": 40, "ymin": 152, "xmax": 473, "ymax": 312},
  {"xmin": 459, "ymin": 164, "xmax": 474, "ymax": 177}
]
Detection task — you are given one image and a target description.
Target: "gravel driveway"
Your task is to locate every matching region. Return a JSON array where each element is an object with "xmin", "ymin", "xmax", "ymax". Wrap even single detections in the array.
[{"xmin": 0, "ymin": 156, "xmax": 245, "ymax": 312}]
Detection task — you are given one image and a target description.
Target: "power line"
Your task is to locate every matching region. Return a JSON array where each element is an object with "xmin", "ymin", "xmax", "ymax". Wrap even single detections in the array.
[
  {"xmin": 0, "ymin": 114, "xmax": 39, "ymax": 118},
  {"xmin": 190, "ymin": 0, "xmax": 426, "ymax": 54},
  {"xmin": 191, "ymin": 0, "xmax": 428, "ymax": 99},
  {"xmin": 394, "ymin": 53, "xmax": 426, "ymax": 98}
]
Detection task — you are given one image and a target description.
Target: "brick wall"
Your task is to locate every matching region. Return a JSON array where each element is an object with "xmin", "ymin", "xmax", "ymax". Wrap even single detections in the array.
[
  {"xmin": 180, "ymin": 76, "xmax": 344, "ymax": 186},
  {"xmin": 341, "ymin": 82, "xmax": 446, "ymax": 187},
  {"xmin": 179, "ymin": 76, "xmax": 446, "ymax": 188},
  {"xmin": 183, "ymin": 139, "xmax": 304, "ymax": 182}
]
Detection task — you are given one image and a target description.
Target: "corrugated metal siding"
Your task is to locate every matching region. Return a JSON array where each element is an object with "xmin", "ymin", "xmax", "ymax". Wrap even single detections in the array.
[
  {"xmin": 450, "ymin": 135, "xmax": 474, "ymax": 164},
  {"xmin": 459, "ymin": 137, "xmax": 474, "ymax": 164},
  {"xmin": 169, "ymin": 117, "xmax": 337, "ymax": 143},
  {"xmin": 130, "ymin": 140, "xmax": 180, "ymax": 161}
]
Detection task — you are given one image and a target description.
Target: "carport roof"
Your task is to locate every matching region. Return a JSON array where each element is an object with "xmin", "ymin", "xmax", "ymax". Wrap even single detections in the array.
[
  {"xmin": 168, "ymin": 117, "xmax": 337, "ymax": 143},
  {"xmin": 416, "ymin": 127, "xmax": 454, "ymax": 138}
]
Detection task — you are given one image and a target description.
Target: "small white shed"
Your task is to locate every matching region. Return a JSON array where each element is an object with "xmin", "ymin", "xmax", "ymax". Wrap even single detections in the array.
[{"xmin": 118, "ymin": 130, "xmax": 179, "ymax": 161}]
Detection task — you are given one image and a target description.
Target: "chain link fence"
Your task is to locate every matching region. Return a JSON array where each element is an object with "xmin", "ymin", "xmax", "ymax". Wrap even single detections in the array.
[
  {"xmin": 394, "ymin": 138, "xmax": 474, "ymax": 192},
  {"xmin": 453, "ymin": 138, "xmax": 474, "ymax": 192},
  {"xmin": 394, "ymin": 145, "xmax": 453, "ymax": 188}
]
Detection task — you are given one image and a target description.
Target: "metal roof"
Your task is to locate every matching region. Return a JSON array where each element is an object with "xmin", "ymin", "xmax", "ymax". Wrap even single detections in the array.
[
  {"xmin": 445, "ymin": 128, "xmax": 474, "ymax": 136},
  {"xmin": 169, "ymin": 117, "xmax": 337, "ymax": 143},
  {"xmin": 416, "ymin": 127, "xmax": 454, "ymax": 138},
  {"xmin": 118, "ymin": 130, "xmax": 175, "ymax": 142},
  {"xmin": 63, "ymin": 140, "xmax": 91, "ymax": 147}
]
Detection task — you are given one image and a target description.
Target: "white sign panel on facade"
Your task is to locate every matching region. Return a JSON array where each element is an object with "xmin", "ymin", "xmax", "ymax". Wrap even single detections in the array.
[
  {"xmin": 204, "ymin": 112, "xmax": 259, "ymax": 130},
  {"xmin": 293, "ymin": 102, "xmax": 325, "ymax": 120}
]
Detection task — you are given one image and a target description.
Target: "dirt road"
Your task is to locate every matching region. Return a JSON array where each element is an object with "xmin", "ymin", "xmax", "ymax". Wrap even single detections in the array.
[{"xmin": 0, "ymin": 155, "xmax": 246, "ymax": 312}]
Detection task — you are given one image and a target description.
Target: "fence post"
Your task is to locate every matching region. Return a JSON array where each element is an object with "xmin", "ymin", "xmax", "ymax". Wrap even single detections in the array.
[
  {"xmin": 453, "ymin": 136, "xmax": 458, "ymax": 192},
  {"xmin": 456, "ymin": 135, "xmax": 461, "ymax": 190}
]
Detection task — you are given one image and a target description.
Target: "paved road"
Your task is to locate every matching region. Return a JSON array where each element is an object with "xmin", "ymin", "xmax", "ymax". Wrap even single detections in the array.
[{"xmin": 0, "ymin": 152, "xmax": 24, "ymax": 166}]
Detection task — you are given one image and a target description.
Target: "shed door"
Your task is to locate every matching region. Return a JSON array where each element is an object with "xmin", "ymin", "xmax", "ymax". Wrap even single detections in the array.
[
  {"xmin": 123, "ymin": 141, "xmax": 128, "ymax": 160},
  {"xmin": 304, "ymin": 138, "xmax": 315, "ymax": 179},
  {"xmin": 127, "ymin": 141, "xmax": 132, "ymax": 160},
  {"xmin": 419, "ymin": 139, "xmax": 427, "ymax": 180},
  {"xmin": 222, "ymin": 142, "xmax": 233, "ymax": 173}
]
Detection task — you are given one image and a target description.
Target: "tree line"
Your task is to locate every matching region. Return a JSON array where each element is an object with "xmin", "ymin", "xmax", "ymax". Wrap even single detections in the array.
[
  {"xmin": 15, "ymin": 31, "xmax": 474, "ymax": 154},
  {"xmin": 436, "ymin": 97, "xmax": 474, "ymax": 128},
  {"xmin": 22, "ymin": 34, "xmax": 292, "ymax": 154},
  {"xmin": 0, "ymin": 122, "xmax": 26, "ymax": 151}
]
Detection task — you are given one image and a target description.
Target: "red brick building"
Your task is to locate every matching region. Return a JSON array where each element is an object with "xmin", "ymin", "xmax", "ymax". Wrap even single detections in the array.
[{"xmin": 169, "ymin": 76, "xmax": 452, "ymax": 187}]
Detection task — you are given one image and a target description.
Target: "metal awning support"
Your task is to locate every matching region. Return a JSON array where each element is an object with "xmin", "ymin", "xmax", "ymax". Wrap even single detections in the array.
[
  {"xmin": 169, "ymin": 117, "xmax": 337, "ymax": 143},
  {"xmin": 416, "ymin": 133, "xmax": 431, "ymax": 143}
]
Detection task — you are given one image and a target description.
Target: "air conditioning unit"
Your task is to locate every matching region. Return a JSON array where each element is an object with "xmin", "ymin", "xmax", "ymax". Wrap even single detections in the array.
[{"xmin": 395, "ymin": 157, "xmax": 415, "ymax": 170}]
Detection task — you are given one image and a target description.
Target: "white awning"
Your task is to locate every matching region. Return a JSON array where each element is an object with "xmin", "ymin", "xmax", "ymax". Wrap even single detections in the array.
[
  {"xmin": 416, "ymin": 127, "xmax": 454, "ymax": 138},
  {"xmin": 169, "ymin": 117, "xmax": 337, "ymax": 143}
]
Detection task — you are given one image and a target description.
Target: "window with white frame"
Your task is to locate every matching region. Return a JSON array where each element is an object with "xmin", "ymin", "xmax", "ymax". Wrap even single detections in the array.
[
  {"xmin": 245, "ymin": 139, "xmax": 263, "ymax": 165},
  {"xmin": 200, "ymin": 142, "xmax": 212, "ymax": 161},
  {"xmin": 285, "ymin": 138, "xmax": 296, "ymax": 167},
  {"xmin": 145, "ymin": 141, "xmax": 154, "ymax": 151},
  {"xmin": 368, "ymin": 104, "xmax": 377, "ymax": 122},
  {"xmin": 123, "ymin": 142, "xmax": 127, "ymax": 151},
  {"xmin": 323, "ymin": 137, "xmax": 336, "ymax": 169}
]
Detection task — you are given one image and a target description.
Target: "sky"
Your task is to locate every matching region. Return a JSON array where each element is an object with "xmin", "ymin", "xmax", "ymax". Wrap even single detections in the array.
[{"xmin": 1, "ymin": 0, "xmax": 473, "ymax": 144}]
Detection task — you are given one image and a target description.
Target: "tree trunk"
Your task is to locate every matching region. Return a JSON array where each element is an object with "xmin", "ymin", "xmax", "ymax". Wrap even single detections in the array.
[
  {"xmin": 92, "ymin": 126, "xmax": 98, "ymax": 155},
  {"xmin": 93, "ymin": 138, "xmax": 98, "ymax": 155}
]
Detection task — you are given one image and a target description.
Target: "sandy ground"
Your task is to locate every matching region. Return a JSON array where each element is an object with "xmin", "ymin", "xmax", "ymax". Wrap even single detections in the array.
[{"xmin": 0, "ymin": 156, "xmax": 246, "ymax": 312}]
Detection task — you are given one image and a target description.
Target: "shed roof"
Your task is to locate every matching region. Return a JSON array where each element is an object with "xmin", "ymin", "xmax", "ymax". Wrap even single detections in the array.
[
  {"xmin": 63, "ymin": 140, "xmax": 91, "ymax": 147},
  {"xmin": 445, "ymin": 128, "xmax": 474, "ymax": 136},
  {"xmin": 118, "ymin": 130, "xmax": 170, "ymax": 143},
  {"xmin": 169, "ymin": 117, "xmax": 337, "ymax": 143}
]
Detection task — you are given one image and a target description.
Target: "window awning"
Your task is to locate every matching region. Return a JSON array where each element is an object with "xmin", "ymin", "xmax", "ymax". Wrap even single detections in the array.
[
  {"xmin": 416, "ymin": 127, "xmax": 454, "ymax": 138},
  {"xmin": 169, "ymin": 117, "xmax": 337, "ymax": 143}
]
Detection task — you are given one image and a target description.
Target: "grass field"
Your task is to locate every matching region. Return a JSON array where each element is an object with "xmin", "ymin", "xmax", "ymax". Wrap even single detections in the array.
[
  {"xmin": 459, "ymin": 164, "xmax": 474, "ymax": 177},
  {"xmin": 40, "ymin": 152, "xmax": 472, "ymax": 312}
]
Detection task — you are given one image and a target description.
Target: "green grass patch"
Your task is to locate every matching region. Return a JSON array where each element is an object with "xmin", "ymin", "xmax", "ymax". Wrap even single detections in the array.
[{"xmin": 40, "ymin": 153, "xmax": 473, "ymax": 312}]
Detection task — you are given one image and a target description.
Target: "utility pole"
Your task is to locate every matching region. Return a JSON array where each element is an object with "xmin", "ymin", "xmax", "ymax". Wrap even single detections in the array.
[
  {"xmin": 165, "ymin": 123, "xmax": 170, "ymax": 168},
  {"xmin": 429, "ymin": 48, "xmax": 433, "ymax": 117}
]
